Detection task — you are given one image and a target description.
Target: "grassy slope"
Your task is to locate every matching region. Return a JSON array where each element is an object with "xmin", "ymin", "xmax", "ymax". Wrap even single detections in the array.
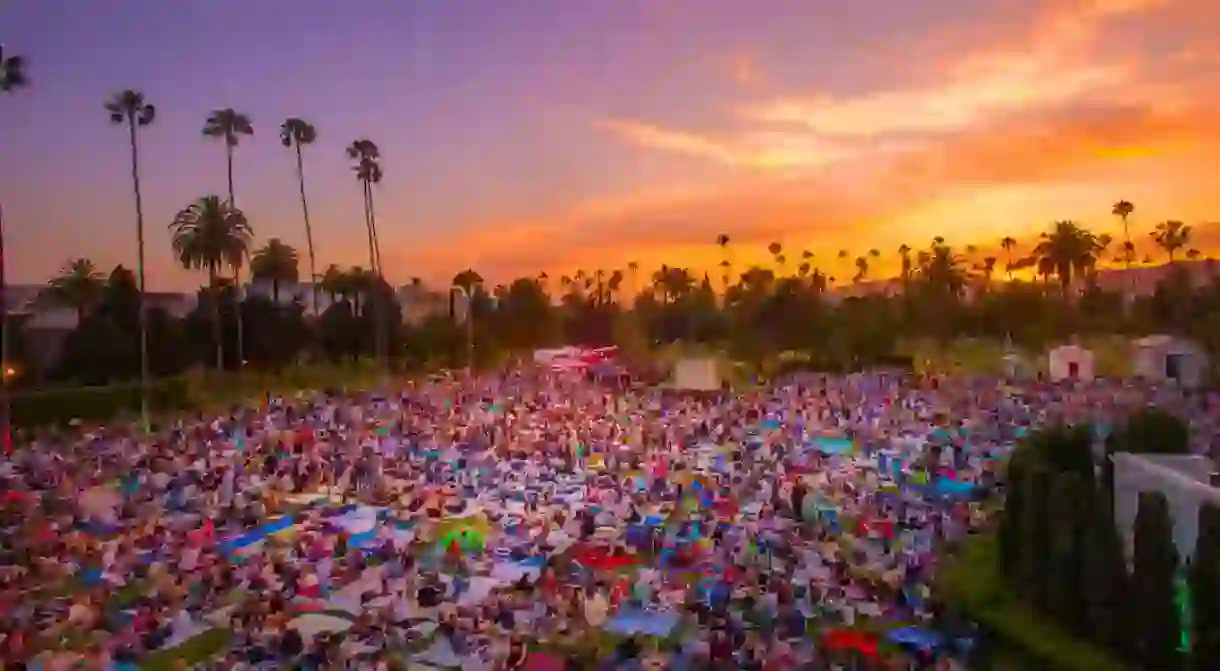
[{"xmin": 936, "ymin": 534, "xmax": 1129, "ymax": 671}]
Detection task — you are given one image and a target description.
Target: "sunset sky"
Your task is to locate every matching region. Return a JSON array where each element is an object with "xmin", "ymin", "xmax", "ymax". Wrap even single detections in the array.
[{"xmin": 2, "ymin": 0, "xmax": 1219, "ymax": 290}]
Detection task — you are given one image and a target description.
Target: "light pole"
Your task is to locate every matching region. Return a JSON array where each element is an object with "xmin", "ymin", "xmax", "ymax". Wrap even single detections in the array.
[{"xmin": 0, "ymin": 202, "xmax": 9, "ymax": 449}]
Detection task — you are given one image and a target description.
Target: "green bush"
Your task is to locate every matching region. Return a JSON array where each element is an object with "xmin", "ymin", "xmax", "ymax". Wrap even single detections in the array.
[
  {"xmin": 1107, "ymin": 407, "xmax": 1190, "ymax": 455},
  {"xmin": 8, "ymin": 364, "xmax": 387, "ymax": 428},
  {"xmin": 10, "ymin": 377, "xmax": 190, "ymax": 427}
]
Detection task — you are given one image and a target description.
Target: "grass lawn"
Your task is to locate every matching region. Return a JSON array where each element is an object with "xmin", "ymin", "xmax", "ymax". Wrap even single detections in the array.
[{"xmin": 936, "ymin": 534, "xmax": 1129, "ymax": 671}]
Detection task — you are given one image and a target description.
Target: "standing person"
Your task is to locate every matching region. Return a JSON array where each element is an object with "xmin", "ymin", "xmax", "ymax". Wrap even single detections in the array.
[{"xmin": 790, "ymin": 477, "xmax": 808, "ymax": 523}]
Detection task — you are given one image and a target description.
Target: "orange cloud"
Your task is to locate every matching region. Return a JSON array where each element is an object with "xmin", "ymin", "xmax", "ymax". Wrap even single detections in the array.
[
  {"xmin": 725, "ymin": 51, "xmax": 763, "ymax": 87},
  {"xmin": 393, "ymin": 0, "xmax": 1220, "ymax": 287}
]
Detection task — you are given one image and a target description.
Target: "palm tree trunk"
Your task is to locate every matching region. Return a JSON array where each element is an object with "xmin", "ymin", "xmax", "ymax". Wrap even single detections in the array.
[
  {"xmin": 209, "ymin": 265, "xmax": 223, "ymax": 371},
  {"xmin": 129, "ymin": 120, "xmax": 151, "ymax": 430},
  {"xmin": 362, "ymin": 181, "xmax": 379, "ymax": 364},
  {"xmin": 226, "ymin": 144, "xmax": 245, "ymax": 369},
  {"xmin": 295, "ymin": 144, "xmax": 319, "ymax": 317},
  {"xmin": 365, "ymin": 182, "xmax": 387, "ymax": 372}
]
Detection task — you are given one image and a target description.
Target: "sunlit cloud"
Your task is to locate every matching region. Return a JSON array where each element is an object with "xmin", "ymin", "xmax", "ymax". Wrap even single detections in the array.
[
  {"xmin": 725, "ymin": 50, "xmax": 763, "ymax": 86},
  {"xmin": 595, "ymin": 119, "xmax": 859, "ymax": 169}
]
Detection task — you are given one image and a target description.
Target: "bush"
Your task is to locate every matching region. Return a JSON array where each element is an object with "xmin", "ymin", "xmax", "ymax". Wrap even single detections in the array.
[
  {"xmin": 1107, "ymin": 407, "xmax": 1190, "ymax": 455},
  {"xmin": 8, "ymin": 363, "xmax": 383, "ymax": 428},
  {"xmin": 10, "ymin": 377, "xmax": 190, "ymax": 427}
]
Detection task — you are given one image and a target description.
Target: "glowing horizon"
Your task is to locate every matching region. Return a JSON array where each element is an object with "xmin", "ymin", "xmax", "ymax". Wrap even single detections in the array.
[{"xmin": 2, "ymin": 0, "xmax": 1219, "ymax": 291}]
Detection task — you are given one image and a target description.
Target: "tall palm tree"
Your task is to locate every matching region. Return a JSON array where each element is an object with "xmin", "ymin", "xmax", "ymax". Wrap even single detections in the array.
[
  {"xmin": 105, "ymin": 89, "xmax": 156, "ymax": 425},
  {"xmin": 767, "ymin": 242, "xmax": 786, "ymax": 276},
  {"xmin": 347, "ymin": 139, "xmax": 386, "ymax": 367},
  {"xmin": 169, "ymin": 196, "xmax": 253, "ymax": 369},
  {"xmin": 0, "ymin": 45, "xmax": 26, "ymax": 92},
  {"xmin": 852, "ymin": 256, "xmax": 869, "ymax": 283},
  {"xmin": 716, "ymin": 234, "xmax": 731, "ymax": 294},
  {"xmin": 1151, "ymin": 220, "xmax": 1191, "ymax": 265},
  {"xmin": 280, "ymin": 118, "xmax": 320, "ymax": 315},
  {"xmin": 898, "ymin": 244, "xmax": 913, "ymax": 285},
  {"xmin": 627, "ymin": 261, "xmax": 639, "ymax": 296},
  {"xmin": 1112, "ymin": 200, "xmax": 1135, "ymax": 270},
  {"xmin": 41, "ymin": 258, "xmax": 105, "ymax": 321},
  {"xmin": 1000, "ymin": 236, "xmax": 1017, "ymax": 280},
  {"xmin": 250, "ymin": 238, "xmax": 300, "ymax": 304},
  {"xmin": 607, "ymin": 269, "xmax": 625, "ymax": 304},
  {"xmin": 203, "ymin": 109, "xmax": 254, "ymax": 365}
]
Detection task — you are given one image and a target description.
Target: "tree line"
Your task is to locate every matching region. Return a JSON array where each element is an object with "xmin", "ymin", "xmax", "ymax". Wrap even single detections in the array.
[
  {"xmin": 3, "ymin": 219, "xmax": 1216, "ymax": 388},
  {"xmin": 3, "ymin": 49, "xmax": 1219, "ymax": 388},
  {"xmin": 997, "ymin": 410, "xmax": 1220, "ymax": 670}
]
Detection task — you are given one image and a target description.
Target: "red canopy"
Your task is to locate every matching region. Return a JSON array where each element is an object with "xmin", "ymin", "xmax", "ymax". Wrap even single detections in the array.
[
  {"xmin": 823, "ymin": 629, "xmax": 879, "ymax": 659},
  {"xmin": 571, "ymin": 544, "xmax": 643, "ymax": 571}
]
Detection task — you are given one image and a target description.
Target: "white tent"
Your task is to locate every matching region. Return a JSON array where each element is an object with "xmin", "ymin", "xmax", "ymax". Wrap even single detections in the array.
[
  {"xmin": 1132, "ymin": 335, "xmax": 1208, "ymax": 388},
  {"xmin": 670, "ymin": 357, "xmax": 721, "ymax": 391},
  {"xmin": 1047, "ymin": 344, "xmax": 1095, "ymax": 381}
]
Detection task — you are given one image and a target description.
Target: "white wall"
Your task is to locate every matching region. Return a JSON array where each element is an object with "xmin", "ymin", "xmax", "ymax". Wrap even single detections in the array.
[
  {"xmin": 673, "ymin": 357, "xmax": 720, "ymax": 391},
  {"xmin": 1113, "ymin": 453, "xmax": 1220, "ymax": 561}
]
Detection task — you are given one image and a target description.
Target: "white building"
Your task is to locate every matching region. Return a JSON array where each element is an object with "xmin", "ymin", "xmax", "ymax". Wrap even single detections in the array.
[
  {"xmin": 1132, "ymin": 335, "xmax": 1208, "ymax": 388},
  {"xmin": 1047, "ymin": 344, "xmax": 1095, "ymax": 381}
]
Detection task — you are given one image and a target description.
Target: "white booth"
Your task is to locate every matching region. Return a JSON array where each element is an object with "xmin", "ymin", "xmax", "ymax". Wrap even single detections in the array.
[
  {"xmin": 669, "ymin": 357, "xmax": 722, "ymax": 391},
  {"xmin": 1133, "ymin": 335, "xmax": 1208, "ymax": 388},
  {"xmin": 1047, "ymin": 344, "xmax": 1095, "ymax": 381}
]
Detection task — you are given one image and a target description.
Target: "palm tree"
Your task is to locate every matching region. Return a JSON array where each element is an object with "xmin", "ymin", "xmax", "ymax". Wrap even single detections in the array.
[
  {"xmin": 981, "ymin": 257, "xmax": 997, "ymax": 284},
  {"xmin": 0, "ymin": 45, "xmax": 26, "ymax": 92},
  {"xmin": 169, "ymin": 196, "xmax": 253, "ymax": 369},
  {"xmin": 250, "ymin": 238, "xmax": 300, "ymax": 303},
  {"xmin": 105, "ymin": 89, "xmax": 156, "ymax": 424},
  {"xmin": 203, "ymin": 108, "xmax": 253, "ymax": 365},
  {"xmin": 917, "ymin": 243, "xmax": 970, "ymax": 298},
  {"xmin": 1112, "ymin": 200, "xmax": 1135, "ymax": 270},
  {"xmin": 852, "ymin": 256, "xmax": 869, "ymax": 283},
  {"xmin": 608, "ymin": 269, "xmax": 625, "ymax": 304},
  {"xmin": 767, "ymin": 241, "xmax": 785, "ymax": 276},
  {"xmin": 898, "ymin": 244, "xmax": 913, "ymax": 285},
  {"xmin": 346, "ymin": 139, "xmax": 386, "ymax": 367},
  {"xmin": 1033, "ymin": 221, "xmax": 1100, "ymax": 297},
  {"xmin": 346, "ymin": 140, "xmax": 383, "ymax": 272},
  {"xmin": 280, "ymin": 118, "xmax": 320, "ymax": 315},
  {"xmin": 651, "ymin": 265, "xmax": 695, "ymax": 305},
  {"xmin": 1000, "ymin": 236, "xmax": 1017, "ymax": 279},
  {"xmin": 716, "ymin": 234, "xmax": 731, "ymax": 293},
  {"xmin": 41, "ymin": 258, "xmax": 104, "ymax": 322},
  {"xmin": 1151, "ymin": 221, "xmax": 1191, "ymax": 265},
  {"xmin": 320, "ymin": 264, "xmax": 345, "ymax": 304},
  {"xmin": 627, "ymin": 261, "xmax": 639, "ymax": 296}
]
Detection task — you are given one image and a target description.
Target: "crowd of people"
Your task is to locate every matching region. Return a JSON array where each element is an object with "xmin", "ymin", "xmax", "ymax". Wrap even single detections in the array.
[{"xmin": 0, "ymin": 366, "xmax": 1213, "ymax": 670}]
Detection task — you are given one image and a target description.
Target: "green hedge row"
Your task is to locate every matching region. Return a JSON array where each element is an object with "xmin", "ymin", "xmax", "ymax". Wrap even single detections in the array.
[
  {"xmin": 10, "ymin": 377, "xmax": 192, "ymax": 427},
  {"xmin": 7, "ymin": 364, "xmax": 387, "ymax": 428}
]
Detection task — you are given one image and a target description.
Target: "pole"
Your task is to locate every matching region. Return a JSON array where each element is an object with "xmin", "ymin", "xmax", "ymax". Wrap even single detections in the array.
[
  {"xmin": 451, "ymin": 285, "xmax": 475, "ymax": 375},
  {"xmin": 0, "ymin": 202, "xmax": 10, "ymax": 450},
  {"xmin": 466, "ymin": 293, "xmax": 474, "ymax": 374}
]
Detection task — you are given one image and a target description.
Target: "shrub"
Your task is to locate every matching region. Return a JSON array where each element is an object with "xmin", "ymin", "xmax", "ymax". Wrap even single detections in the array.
[{"xmin": 10, "ymin": 377, "xmax": 190, "ymax": 427}]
